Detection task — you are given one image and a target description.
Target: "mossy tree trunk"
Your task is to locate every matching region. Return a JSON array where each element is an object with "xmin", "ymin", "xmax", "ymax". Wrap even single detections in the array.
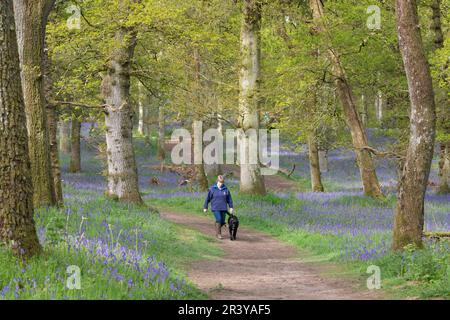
[
  {"xmin": 101, "ymin": 2, "xmax": 143, "ymax": 204},
  {"xmin": 0, "ymin": 0, "xmax": 41, "ymax": 258},
  {"xmin": 13, "ymin": 0, "xmax": 56, "ymax": 207}
]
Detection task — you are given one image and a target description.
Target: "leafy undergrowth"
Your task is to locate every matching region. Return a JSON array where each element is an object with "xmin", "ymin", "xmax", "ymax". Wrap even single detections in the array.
[
  {"xmin": 149, "ymin": 191, "xmax": 449, "ymax": 299},
  {"xmin": 0, "ymin": 186, "xmax": 222, "ymax": 300}
]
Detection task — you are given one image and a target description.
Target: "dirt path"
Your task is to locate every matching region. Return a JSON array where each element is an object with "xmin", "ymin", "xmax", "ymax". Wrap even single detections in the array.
[{"xmin": 160, "ymin": 209, "xmax": 384, "ymax": 300}]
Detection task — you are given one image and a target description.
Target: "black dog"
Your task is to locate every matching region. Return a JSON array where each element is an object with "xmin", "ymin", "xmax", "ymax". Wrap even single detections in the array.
[{"xmin": 227, "ymin": 213, "xmax": 239, "ymax": 241}]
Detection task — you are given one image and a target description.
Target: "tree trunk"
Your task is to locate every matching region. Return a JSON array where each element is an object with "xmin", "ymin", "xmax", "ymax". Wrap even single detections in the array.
[
  {"xmin": 13, "ymin": 0, "xmax": 56, "ymax": 207},
  {"xmin": 60, "ymin": 120, "xmax": 71, "ymax": 153},
  {"xmin": 47, "ymin": 105, "xmax": 63, "ymax": 204},
  {"xmin": 318, "ymin": 149, "xmax": 328, "ymax": 173},
  {"xmin": 361, "ymin": 94, "xmax": 368, "ymax": 126},
  {"xmin": 375, "ymin": 90, "xmax": 383, "ymax": 122},
  {"xmin": 308, "ymin": 135, "xmax": 324, "ymax": 192},
  {"xmin": 44, "ymin": 41, "xmax": 63, "ymax": 205},
  {"xmin": 392, "ymin": 0, "xmax": 437, "ymax": 251},
  {"xmin": 238, "ymin": 0, "xmax": 266, "ymax": 195},
  {"xmin": 137, "ymin": 82, "xmax": 149, "ymax": 136},
  {"xmin": 191, "ymin": 48, "xmax": 210, "ymax": 191},
  {"xmin": 431, "ymin": 0, "xmax": 449, "ymax": 194},
  {"xmin": 309, "ymin": 0, "xmax": 383, "ymax": 198},
  {"xmin": 438, "ymin": 143, "xmax": 450, "ymax": 194},
  {"xmin": 156, "ymin": 102, "xmax": 166, "ymax": 166},
  {"xmin": 101, "ymin": 12, "xmax": 142, "ymax": 204},
  {"xmin": 205, "ymin": 112, "xmax": 224, "ymax": 177},
  {"xmin": 69, "ymin": 118, "xmax": 81, "ymax": 173},
  {"xmin": 0, "ymin": 0, "xmax": 41, "ymax": 258}
]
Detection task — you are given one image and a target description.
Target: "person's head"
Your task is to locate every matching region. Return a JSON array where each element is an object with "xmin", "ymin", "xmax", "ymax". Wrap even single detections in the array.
[{"xmin": 216, "ymin": 175, "xmax": 225, "ymax": 188}]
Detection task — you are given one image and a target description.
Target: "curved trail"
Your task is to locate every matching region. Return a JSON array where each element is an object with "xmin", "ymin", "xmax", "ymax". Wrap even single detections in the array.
[{"xmin": 160, "ymin": 209, "xmax": 384, "ymax": 300}]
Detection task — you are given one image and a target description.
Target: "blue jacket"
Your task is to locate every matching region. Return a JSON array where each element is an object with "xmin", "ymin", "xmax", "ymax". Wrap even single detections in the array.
[{"xmin": 204, "ymin": 184, "xmax": 234, "ymax": 211}]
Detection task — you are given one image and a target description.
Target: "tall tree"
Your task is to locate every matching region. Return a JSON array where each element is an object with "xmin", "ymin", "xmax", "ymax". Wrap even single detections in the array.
[
  {"xmin": 0, "ymin": 0, "xmax": 41, "ymax": 258},
  {"xmin": 392, "ymin": 0, "xmax": 437, "ymax": 250},
  {"xmin": 309, "ymin": 0, "xmax": 383, "ymax": 198},
  {"xmin": 431, "ymin": 0, "xmax": 450, "ymax": 194},
  {"xmin": 13, "ymin": 0, "xmax": 56, "ymax": 207},
  {"xmin": 69, "ymin": 117, "xmax": 81, "ymax": 173},
  {"xmin": 101, "ymin": 0, "xmax": 143, "ymax": 204},
  {"xmin": 238, "ymin": 0, "xmax": 266, "ymax": 195},
  {"xmin": 59, "ymin": 120, "xmax": 71, "ymax": 154},
  {"xmin": 192, "ymin": 47, "xmax": 209, "ymax": 191},
  {"xmin": 308, "ymin": 133, "xmax": 324, "ymax": 192}
]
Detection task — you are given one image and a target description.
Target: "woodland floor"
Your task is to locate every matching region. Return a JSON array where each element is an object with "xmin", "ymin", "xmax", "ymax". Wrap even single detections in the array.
[{"xmin": 160, "ymin": 208, "xmax": 385, "ymax": 300}]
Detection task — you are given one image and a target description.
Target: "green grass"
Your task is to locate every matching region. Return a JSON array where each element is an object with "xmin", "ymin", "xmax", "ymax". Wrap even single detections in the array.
[{"xmin": 0, "ymin": 187, "xmax": 222, "ymax": 300}]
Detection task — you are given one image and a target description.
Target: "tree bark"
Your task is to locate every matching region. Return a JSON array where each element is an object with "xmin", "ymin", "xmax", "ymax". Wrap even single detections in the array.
[
  {"xmin": 101, "ymin": 7, "xmax": 142, "ymax": 204},
  {"xmin": 392, "ymin": 0, "xmax": 437, "ymax": 251},
  {"xmin": 47, "ymin": 105, "xmax": 63, "ymax": 204},
  {"xmin": 437, "ymin": 143, "xmax": 450, "ymax": 194},
  {"xmin": 60, "ymin": 120, "xmax": 71, "ymax": 153},
  {"xmin": 309, "ymin": 0, "xmax": 383, "ymax": 198},
  {"xmin": 156, "ymin": 102, "xmax": 166, "ymax": 166},
  {"xmin": 318, "ymin": 149, "xmax": 328, "ymax": 173},
  {"xmin": 238, "ymin": 0, "xmax": 266, "ymax": 195},
  {"xmin": 431, "ymin": 0, "xmax": 449, "ymax": 194},
  {"xmin": 69, "ymin": 118, "xmax": 81, "ymax": 173},
  {"xmin": 308, "ymin": 134, "xmax": 324, "ymax": 192},
  {"xmin": 44, "ymin": 42, "xmax": 63, "ymax": 205},
  {"xmin": 137, "ymin": 82, "xmax": 149, "ymax": 137},
  {"xmin": 361, "ymin": 94, "xmax": 368, "ymax": 126},
  {"xmin": 375, "ymin": 90, "xmax": 383, "ymax": 122},
  {"xmin": 192, "ymin": 48, "xmax": 209, "ymax": 192},
  {"xmin": 0, "ymin": 0, "xmax": 41, "ymax": 258},
  {"xmin": 13, "ymin": 0, "xmax": 56, "ymax": 207}
]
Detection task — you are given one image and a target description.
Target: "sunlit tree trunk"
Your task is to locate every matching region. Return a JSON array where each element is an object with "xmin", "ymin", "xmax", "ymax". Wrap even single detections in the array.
[
  {"xmin": 238, "ymin": 0, "xmax": 266, "ymax": 195},
  {"xmin": 308, "ymin": 134, "xmax": 324, "ymax": 192},
  {"xmin": 431, "ymin": 0, "xmax": 450, "ymax": 194},
  {"xmin": 13, "ymin": 0, "xmax": 56, "ymax": 207},
  {"xmin": 157, "ymin": 101, "xmax": 166, "ymax": 171},
  {"xmin": 192, "ymin": 47, "xmax": 209, "ymax": 191},
  {"xmin": 319, "ymin": 149, "xmax": 328, "ymax": 173},
  {"xmin": 44, "ymin": 43, "xmax": 63, "ymax": 205},
  {"xmin": 137, "ymin": 82, "xmax": 149, "ymax": 137},
  {"xmin": 361, "ymin": 94, "xmax": 368, "ymax": 126},
  {"xmin": 0, "ymin": 0, "xmax": 41, "ymax": 258},
  {"xmin": 309, "ymin": 0, "xmax": 383, "ymax": 198},
  {"xmin": 60, "ymin": 120, "xmax": 71, "ymax": 154},
  {"xmin": 47, "ymin": 105, "xmax": 63, "ymax": 204},
  {"xmin": 69, "ymin": 118, "xmax": 81, "ymax": 173},
  {"xmin": 393, "ymin": 0, "xmax": 437, "ymax": 250},
  {"xmin": 375, "ymin": 90, "xmax": 383, "ymax": 122},
  {"xmin": 101, "ymin": 7, "xmax": 142, "ymax": 204}
]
